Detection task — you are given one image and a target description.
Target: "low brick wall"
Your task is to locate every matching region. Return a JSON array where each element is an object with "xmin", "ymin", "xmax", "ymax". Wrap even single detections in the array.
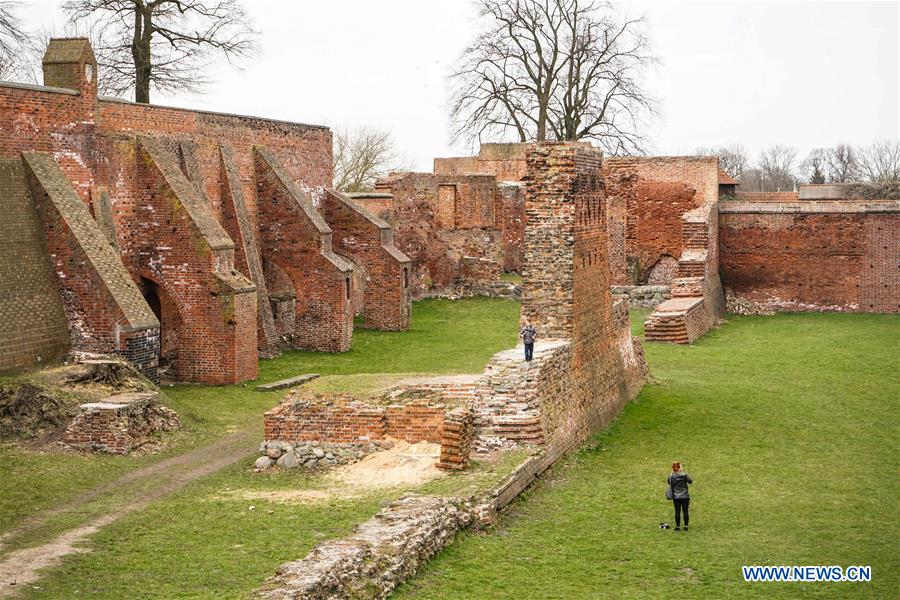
[
  {"xmin": 63, "ymin": 392, "xmax": 180, "ymax": 454},
  {"xmin": 262, "ymin": 388, "xmax": 477, "ymax": 471}
]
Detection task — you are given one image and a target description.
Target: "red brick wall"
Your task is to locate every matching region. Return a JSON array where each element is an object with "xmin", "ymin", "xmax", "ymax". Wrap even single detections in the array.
[
  {"xmin": 496, "ymin": 183, "xmax": 525, "ymax": 272},
  {"xmin": 719, "ymin": 202, "xmax": 899, "ymax": 312},
  {"xmin": 0, "ymin": 72, "xmax": 338, "ymax": 383},
  {"xmin": 372, "ymin": 172, "xmax": 503, "ymax": 296},
  {"xmin": 522, "ymin": 143, "xmax": 648, "ymax": 449},
  {"xmin": 604, "ymin": 157, "xmax": 718, "ymax": 284},
  {"xmin": 255, "ymin": 149, "xmax": 353, "ymax": 352},
  {"xmin": 264, "ymin": 397, "xmax": 448, "ymax": 445},
  {"xmin": 319, "ymin": 190, "xmax": 411, "ymax": 331}
]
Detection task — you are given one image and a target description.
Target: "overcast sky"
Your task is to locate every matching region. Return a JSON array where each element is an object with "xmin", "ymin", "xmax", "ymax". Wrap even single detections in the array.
[{"xmin": 18, "ymin": 0, "xmax": 900, "ymax": 170}]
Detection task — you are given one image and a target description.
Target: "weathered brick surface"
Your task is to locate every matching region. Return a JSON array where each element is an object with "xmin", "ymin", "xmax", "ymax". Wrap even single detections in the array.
[
  {"xmin": 23, "ymin": 152, "xmax": 162, "ymax": 380},
  {"xmin": 437, "ymin": 407, "xmax": 475, "ymax": 470},
  {"xmin": 434, "ymin": 142, "xmax": 529, "ymax": 182},
  {"xmin": 496, "ymin": 182, "xmax": 525, "ymax": 272},
  {"xmin": 63, "ymin": 391, "xmax": 180, "ymax": 454},
  {"xmin": 513, "ymin": 143, "xmax": 648, "ymax": 450},
  {"xmin": 320, "ymin": 190, "xmax": 411, "ymax": 330},
  {"xmin": 604, "ymin": 156, "xmax": 719, "ymax": 285},
  {"xmin": 254, "ymin": 148, "xmax": 354, "ymax": 352},
  {"xmin": 2, "ymin": 38, "xmax": 410, "ymax": 383},
  {"xmin": 719, "ymin": 201, "xmax": 899, "ymax": 312},
  {"xmin": 0, "ymin": 158, "xmax": 71, "ymax": 372},
  {"xmin": 370, "ymin": 172, "xmax": 503, "ymax": 296}
]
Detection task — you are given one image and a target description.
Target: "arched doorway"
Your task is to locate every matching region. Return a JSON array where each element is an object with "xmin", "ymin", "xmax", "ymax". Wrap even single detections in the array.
[{"xmin": 140, "ymin": 277, "xmax": 183, "ymax": 380}]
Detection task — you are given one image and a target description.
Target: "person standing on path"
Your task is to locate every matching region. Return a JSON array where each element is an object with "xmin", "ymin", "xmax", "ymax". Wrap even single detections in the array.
[
  {"xmin": 520, "ymin": 321, "xmax": 537, "ymax": 362},
  {"xmin": 667, "ymin": 461, "xmax": 693, "ymax": 531}
]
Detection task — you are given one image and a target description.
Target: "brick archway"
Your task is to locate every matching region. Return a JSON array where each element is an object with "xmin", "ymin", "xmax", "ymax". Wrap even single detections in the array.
[{"xmin": 139, "ymin": 276, "xmax": 184, "ymax": 381}]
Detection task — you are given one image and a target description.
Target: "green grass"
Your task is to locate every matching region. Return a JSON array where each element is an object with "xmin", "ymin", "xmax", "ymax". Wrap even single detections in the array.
[
  {"xmin": 0, "ymin": 298, "xmax": 519, "ymax": 539},
  {"xmin": 395, "ymin": 313, "xmax": 900, "ymax": 599},
  {"xmin": 500, "ymin": 273, "xmax": 523, "ymax": 284},
  {"xmin": 1, "ymin": 297, "xmax": 523, "ymax": 597},
  {"xmin": 258, "ymin": 298, "xmax": 521, "ymax": 382}
]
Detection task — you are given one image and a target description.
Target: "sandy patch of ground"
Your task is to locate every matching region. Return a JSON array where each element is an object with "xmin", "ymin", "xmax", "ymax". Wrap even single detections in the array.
[
  {"xmin": 223, "ymin": 489, "xmax": 340, "ymax": 504},
  {"xmin": 328, "ymin": 440, "xmax": 446, "ymax": 490}
]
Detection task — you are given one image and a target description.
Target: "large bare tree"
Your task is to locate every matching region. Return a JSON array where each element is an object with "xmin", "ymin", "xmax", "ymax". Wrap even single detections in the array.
[
  {"xmin": 0, "ymin": 1, "xmax": 31, "ymax": 80},
  {"xmin": 64, "ymin": 0, "xmax": 258, "ymax": 103},
  {"xmin": 751, "ymin": 145, "xmax": 798, "ymax": 191},
  {"xmin": 856, "ymin": 139, "xmax": 900, "ymax": 182},
  {"xmin": 451, "ymin": 0, "xmax": 656, "ymax": 154},
  {"xmin": 332, "ymin": 127, "xmax": 409, "ymax": 193}
]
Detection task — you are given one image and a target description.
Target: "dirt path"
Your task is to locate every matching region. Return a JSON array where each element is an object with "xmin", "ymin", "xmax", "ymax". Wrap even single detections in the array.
[{"xmin": 0, "ymin": 431, "xmax": 256, "ymax": 597}]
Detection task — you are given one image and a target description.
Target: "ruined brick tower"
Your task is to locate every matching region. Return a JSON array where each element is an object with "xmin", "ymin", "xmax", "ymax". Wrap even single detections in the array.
[{"xmin": 0, "ymin": 38, "xmax": 411, "ymax": 384}]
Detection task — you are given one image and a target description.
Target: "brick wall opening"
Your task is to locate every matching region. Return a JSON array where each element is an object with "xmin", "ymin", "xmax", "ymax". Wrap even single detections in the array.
[{"xmin": 139, "ymin": 277, "xmax": 182, "ymax": 379}]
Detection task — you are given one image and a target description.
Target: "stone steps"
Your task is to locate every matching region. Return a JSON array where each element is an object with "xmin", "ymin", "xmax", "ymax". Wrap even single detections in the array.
[
  {"xmin": 644, "ymin": 297, "xmax": 706, "ymax": 344},
  {"xmin": 681, "ymin": 221, "xmax": 708, "ymax": 249},
  {"xmin": 671, "ymin": 276, "xmax": 705, "ymax": 298}
]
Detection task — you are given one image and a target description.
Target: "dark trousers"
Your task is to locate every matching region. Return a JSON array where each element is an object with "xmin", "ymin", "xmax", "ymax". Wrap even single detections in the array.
[
  {"xmin": 673, "ymin": 498, "xmax": 690, "ymax": 527},
  {"xmin": 524, "ymin": 343, "xmax": 534, "ymax": 361}
]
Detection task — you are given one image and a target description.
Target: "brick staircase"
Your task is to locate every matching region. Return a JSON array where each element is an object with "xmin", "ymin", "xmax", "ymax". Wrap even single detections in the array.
[
  {"xmin": 643, "ymin": 297, "xmax": 706, "ymax": 343},
  {"xmin": 644, "ymin": 214, "xmax": 715, "ymax": 344},
  {"xmin": 473, "ymin": 341, "xmax": 570, "ymax": 445}
]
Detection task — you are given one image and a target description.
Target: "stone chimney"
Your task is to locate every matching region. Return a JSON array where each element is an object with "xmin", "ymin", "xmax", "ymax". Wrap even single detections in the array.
[{"xmin": 42, "ymin": 38, "xmax": 98, "ymax": 99}]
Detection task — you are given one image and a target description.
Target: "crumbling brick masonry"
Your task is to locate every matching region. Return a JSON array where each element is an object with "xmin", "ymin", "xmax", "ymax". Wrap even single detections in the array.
[{"xmin": 0, "ymin": 38, "xmax": 411, "ymax": 382}]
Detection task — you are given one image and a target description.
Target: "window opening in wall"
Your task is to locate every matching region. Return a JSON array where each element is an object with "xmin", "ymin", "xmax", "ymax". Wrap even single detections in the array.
[
  {"xmin": 345, "ymin": 277, "xmax": 351, "ymax": 299},
  {"xmin": 403, "ymin": 268, "xmax": 409, "ymax": 289}
]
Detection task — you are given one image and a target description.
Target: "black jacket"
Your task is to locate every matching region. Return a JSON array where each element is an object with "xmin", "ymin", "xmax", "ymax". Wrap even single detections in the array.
[{"xmin": 668, "ymin": 472, "xmax": 693, "ymax": 500}]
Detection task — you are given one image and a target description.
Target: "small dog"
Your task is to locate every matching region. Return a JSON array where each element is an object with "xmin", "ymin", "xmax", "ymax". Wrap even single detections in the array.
[{"xmin": 659, "ymin": 522, "xmax": 670, "ymax": 529}]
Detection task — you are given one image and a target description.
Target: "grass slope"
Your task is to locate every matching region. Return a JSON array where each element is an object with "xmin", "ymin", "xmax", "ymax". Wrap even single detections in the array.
[
  {"xmin": 395, "ymin": 313, "xmax": 900, "ymax": 600},
  {"xmin": 0, "ymin": 298, "xmax": 519, "ymax": 540}
]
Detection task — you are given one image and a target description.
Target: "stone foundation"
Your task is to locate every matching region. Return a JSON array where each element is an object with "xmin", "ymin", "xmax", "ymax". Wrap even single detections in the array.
[
  {"xmin": 255, "ymin": 495, "xmax": 473, "ymax": 600},
  {"xmin": 610, "ymin": 285, "xmax": 671, "ymax": 308},
  {"xmin": 63, "ymin": 392, "xmax": 180, "ymax": 454}
]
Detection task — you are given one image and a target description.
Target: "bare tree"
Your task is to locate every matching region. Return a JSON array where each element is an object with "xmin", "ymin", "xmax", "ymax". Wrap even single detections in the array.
[
  {"xmin": 696, "ymin": 143, "xmax": 749, "ymax": 181},
  {"xmin": 856, "ymin": 139, "xmax": 900, "ymax": 182},
  {"xmin": 450, "ymin": 0, "xmax": 656, "ymax": 155},
  {"xmin": 756, "ymin": 145, "xmax": 798, "ymax": 191},
  {"xmin": 801, "ymin": 148, "xmax": 827, "ymax": 184},
  {"xmin": 823, "ymin": 143, "xmax": 857, "ymax": 183},
  {"xmin": 332, "ymin": 128, "xmax": 409, "ymax": 193},
  {"xmin": 0, "ymin": 1, "xmax": 31, "ymax": 81},
  {"xmin": 64, "ymin": 0, "xmax": 258, "ymax": 103}
]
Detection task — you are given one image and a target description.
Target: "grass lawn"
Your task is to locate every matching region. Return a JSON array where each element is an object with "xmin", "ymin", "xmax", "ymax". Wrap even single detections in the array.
[
  {"xmin": 1, "ymin": 297, "xmax": 523, "ymax": 598},
  {"xmin": 0, "ymin": 298, "xmax": 519, "ymax": 541},
  {"xmin": 395, "ymin": 313, "xmax": 900, "ymax": 599}
]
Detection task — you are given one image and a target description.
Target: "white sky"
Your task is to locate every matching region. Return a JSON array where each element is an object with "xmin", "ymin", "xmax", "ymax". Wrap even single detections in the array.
[{"xmin": 17, "ymin": 0, "xmax": 900, "ymax": 170}]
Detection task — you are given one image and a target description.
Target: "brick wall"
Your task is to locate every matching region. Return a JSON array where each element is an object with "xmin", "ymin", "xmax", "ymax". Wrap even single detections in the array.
[
  {"xmin": 254, "ymin": 149, "xmax": 353, "ymax": 352},
  {"xmin": 496, "ymin": 183, "xmax": 525, "ymax": 272},
  {"xmin": 319, "ymin": 190, "xmax": 411, "ymax": 330},
  {"xmin": 604, "ymin": 157, "xmax": 719, "ymax": 285},
  {"xmin": 514, "ymin": 143, "xmax": 648, "ymax": 450},
  {"xmin": 0, "ymin": 158, "xmax": 71, "ymax": 372},
  {"xmin": 372, "ymin": 172, "xmax": 504, "ymax": 296},
  {"xmin": 0, "ymin": 38, "xmax": 361, "ymax": 383},
  {"xmin": 719, "ymin": 201, "xmax": 899, "ymax": 312}
]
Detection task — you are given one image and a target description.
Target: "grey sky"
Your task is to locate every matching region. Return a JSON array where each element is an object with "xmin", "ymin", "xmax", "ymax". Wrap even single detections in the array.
[{"xmin": 17, "ymin": 0, "xmax": 900, "ymax": 170}]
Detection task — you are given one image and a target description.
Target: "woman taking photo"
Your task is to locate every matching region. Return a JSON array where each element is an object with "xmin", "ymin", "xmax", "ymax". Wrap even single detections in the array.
[{"xmin": 667, "ymin": 461, "xmax": 693, "ymax": 531}]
